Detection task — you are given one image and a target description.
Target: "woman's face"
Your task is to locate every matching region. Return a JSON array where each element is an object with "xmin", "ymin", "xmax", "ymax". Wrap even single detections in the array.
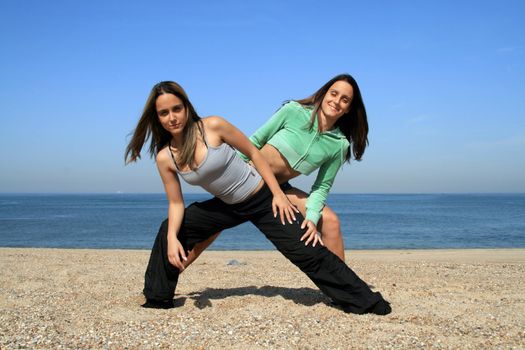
[
  {"xmin": 319, "ymin": 80, "xmax": 353, "ymax": 122},
  {"xmin": 156, "ymin": 93, "xmax": 188, "ymax": 135}
]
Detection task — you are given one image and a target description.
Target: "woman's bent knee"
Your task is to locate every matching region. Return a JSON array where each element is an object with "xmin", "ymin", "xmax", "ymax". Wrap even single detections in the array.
[{"xmin": 321, "ymin": 210, "xmax": 341, "ymax": 234}]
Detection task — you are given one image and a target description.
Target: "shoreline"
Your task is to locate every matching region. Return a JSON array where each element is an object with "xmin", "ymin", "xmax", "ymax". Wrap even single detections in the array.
[
  {"xmin": 2, "ymin": 248, "xmax": 524, "ymax": 349},
  {"xmin": 2, "ymin": 246, "xmax": 525, "ymax": 253},
  {"xmin": 1, "ymin": 246, "xmax": 524, "ymax": 262}
]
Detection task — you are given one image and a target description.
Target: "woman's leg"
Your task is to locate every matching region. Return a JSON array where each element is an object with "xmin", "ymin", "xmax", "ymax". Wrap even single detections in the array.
[
  {"xmin": 243, "ymin": 185, "xmax": 390, "ymax": 315},
  {"xmin": 143, "ymin": 198, "xmax": 244, "ymax": 305},
  {"xmin": 181, "ymin": 232, "xmax": 221, "ymax": 270},
  {"xmin": 283, "ymin": 187, "xmax": 346, "ymax": 261}
]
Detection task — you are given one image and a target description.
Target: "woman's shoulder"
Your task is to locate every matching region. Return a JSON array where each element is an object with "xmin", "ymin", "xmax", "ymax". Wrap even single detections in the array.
[
  {"xmin": 331, "ymin": 128, "xmax": 351, "ymax": 143},
  {"xmin": 155, "ymin": 145, "xmax": 171, "ymax": 163},
  {"xmin": 280, "ymin": 100, "xmax": 310, "ymax": 112},
  {"xmin": 201, "ymin": 116, "xmax": 235, "ymax": 145},
  {"xmin": 277, "ymin": 101, "xmax": 312, "ymax": 121},
  {"xmin": 202, "ymin": 115, "xmax": 229, "ymax": 129}
]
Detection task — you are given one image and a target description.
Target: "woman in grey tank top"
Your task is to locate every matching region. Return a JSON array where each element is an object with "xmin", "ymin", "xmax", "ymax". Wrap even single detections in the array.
[
  {"xmin": 125, "ymin": 81, "xmax": 391, "ymax": 315},
  {"xmin": 125, "ymin": 81, "xmax": 298, "ymax": 271}
]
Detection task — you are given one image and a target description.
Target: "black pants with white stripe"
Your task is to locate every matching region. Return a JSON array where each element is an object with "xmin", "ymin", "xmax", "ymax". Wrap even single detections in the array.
[{"xmin": 143, "ymin": 184, "xmax": 386, "ymax": 314}]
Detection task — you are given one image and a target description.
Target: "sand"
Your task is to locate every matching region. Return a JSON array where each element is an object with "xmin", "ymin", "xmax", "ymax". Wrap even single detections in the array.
[{"xmin": 1, "ymin": 248, "xmax": 524, "ymax": 349}]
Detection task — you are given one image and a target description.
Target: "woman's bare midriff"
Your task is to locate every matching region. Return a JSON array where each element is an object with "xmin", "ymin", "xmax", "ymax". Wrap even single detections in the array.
[
  {"xmin": 245, "ymin": 144, "xmax": 301, "ymax": 200},
  {"xmin": 259, "ymin": 144, "xmax": 301, "ymax": 184}
]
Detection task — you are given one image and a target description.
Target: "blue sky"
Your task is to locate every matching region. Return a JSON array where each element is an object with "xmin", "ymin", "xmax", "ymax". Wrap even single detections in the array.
[{"xmin": 0, "ymin": 0, "xmax": 524, "ymax": 193}]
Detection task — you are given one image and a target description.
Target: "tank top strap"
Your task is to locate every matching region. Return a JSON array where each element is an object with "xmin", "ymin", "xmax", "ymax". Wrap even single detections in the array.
[
  {"xmin": 167, "ymin": 145, "xmax": 180, "ymax": 170},
  {"xmin": 199, "ymin": 122, "xmax": 209, "ymax": 148}
]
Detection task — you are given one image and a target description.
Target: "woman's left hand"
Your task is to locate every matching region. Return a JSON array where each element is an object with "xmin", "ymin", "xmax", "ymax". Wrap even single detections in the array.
[
  {"xmin": 272, "ymin": 193, "xmax": 300, "ymax": 225},
  {"xmin": 300, "ymin": 219, "xmax": 325, "ymax": 247}
]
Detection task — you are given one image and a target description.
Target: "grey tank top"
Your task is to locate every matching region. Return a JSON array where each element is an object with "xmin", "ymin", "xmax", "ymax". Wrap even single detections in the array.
[{"xmin": 168, "ymin": 140, "xmax": 262, "ymax": 204}]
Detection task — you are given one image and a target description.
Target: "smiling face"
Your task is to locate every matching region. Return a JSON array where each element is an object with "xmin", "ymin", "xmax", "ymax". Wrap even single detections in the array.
[
  {"xmin": 156, "ymin": 93, "xmax": 188, "ymax": 136},
  {"xmin": 318, "ymin": 80, "xmax": 353, "ymax": 123}
]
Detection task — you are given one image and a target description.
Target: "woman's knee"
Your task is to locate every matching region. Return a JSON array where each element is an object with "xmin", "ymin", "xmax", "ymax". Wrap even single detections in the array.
[{"xmin": 321, "ymin": 209, "xmax": 341, "ymax": 232}]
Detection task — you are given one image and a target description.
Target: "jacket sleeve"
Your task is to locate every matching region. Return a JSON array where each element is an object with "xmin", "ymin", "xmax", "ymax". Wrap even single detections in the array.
[
  {"xmin": 305, "ymin": 152, "xmax": 345, "ymax": 225},
  {"xmin": 238, "ymin": 102, "xmax": 293, "ymax": 161}
]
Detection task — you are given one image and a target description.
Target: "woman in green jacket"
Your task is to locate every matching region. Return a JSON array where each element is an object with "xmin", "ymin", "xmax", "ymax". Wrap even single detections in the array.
[{"xmin": 186, "ymin": 73, "xmax": 368, "ymax": 262}]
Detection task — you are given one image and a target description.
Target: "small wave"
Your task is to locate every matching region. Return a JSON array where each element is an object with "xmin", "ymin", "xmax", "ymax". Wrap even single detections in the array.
[
  {"xmin": 0, "ymin": 201, "xmax": 20, "ymax": 206},
  {"xmin": 0, "ymin": 217, "xmax": 33, "ymax": 220}
]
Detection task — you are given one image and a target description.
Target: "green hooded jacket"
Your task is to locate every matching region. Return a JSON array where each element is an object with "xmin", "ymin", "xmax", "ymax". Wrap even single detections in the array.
[{"xmin": 243, "ymin": 101, "xmax": 350, "ymax": 225}]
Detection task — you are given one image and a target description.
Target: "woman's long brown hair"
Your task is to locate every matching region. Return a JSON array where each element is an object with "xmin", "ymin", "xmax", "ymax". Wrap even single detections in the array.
[
  {"xmin": 125, "ymin": 81, "xmax": 203, "ymax": 169},
  {"xmin": 295, "ymin": 73, "xmax": 369, "ymax": 162}
]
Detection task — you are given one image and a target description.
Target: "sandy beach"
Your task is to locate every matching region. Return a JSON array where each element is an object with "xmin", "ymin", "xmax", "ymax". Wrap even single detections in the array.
[{"xmin": 1, "ymin": 248, "xmax": 524, "ymax": 349}]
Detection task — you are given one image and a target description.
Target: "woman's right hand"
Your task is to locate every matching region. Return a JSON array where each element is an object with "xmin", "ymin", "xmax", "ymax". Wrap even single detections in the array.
[
  {"xmin": 167, "ymin": 236, "xmax": 188, "ymax": 271},
  {"xmin": 272, "ymin": 192, "xmax": 300, "ymax": 225}
]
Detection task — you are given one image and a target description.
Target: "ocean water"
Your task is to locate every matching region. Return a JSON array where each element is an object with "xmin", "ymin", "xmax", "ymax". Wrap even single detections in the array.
[{"xmin": 0, "ymin": 193, "xmax": 524, "ymax": 250}]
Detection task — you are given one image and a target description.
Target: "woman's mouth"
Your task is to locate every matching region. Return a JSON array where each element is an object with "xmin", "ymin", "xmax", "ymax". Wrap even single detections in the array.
[{"xmin": 328, "ymin": 104, "xmax": 339, "ymax": 113}]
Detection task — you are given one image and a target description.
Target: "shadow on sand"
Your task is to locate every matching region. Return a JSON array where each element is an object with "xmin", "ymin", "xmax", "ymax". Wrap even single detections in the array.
[{"xmin": 173, "ymin": 285, "xmax": 328, "ymax": 309}]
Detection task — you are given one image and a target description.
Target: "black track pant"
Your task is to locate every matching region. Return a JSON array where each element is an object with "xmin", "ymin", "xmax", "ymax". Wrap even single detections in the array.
[{"xmin": 144, "ymin": 184, "xmax": 385, "ymax": 314}]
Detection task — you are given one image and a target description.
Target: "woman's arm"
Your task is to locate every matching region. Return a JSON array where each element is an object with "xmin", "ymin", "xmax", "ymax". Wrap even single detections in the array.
[
  {"xmin": 206, "ymin": 116, "xmax": 299, "ymax": 224},
  {"xmin": 156, "ymin": 149, "xmax": 188, "ymax": 271},
  {"xmin": 305, "ymin": 154, "xmax": 343, "ymax": 225},
  {"xmin": 297, "ymin": 152, "xmax": 344, "ymax": 247}
]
